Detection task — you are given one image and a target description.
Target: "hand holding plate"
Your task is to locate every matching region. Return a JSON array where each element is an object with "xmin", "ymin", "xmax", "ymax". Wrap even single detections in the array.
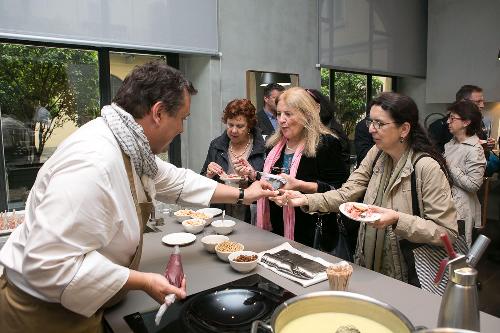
[{"xmin": 368, "ymin": 205, "xmax": 399, "ymax": 229}]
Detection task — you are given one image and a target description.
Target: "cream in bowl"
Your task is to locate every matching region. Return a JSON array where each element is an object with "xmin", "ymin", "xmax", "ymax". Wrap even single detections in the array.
[
  {"xmin": 214, "ymin": 240, "xmax": 244, "ymax": 262},
  {"xmin": 182, "ymin": 218, "xmax": 205, "ymax": 234},
  {"xmin": 228, "ymin": 250, "xmax": 259, "ymax": 273},
  {"xmin": 211, "ymin": 219, "xmax": 236, "ymax": 235},
  {"xmin": 201, "ymin": 234, "xmax": 229, "ymax": 253}
]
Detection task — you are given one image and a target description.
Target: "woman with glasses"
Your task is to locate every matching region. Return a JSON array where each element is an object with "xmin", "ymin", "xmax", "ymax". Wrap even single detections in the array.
[
  {"xmin": 444, "ymin": 100, "xmax": 486, "ymax": 246},
  {"xmin": 273, "ymin": 92, "xmax": 458, "ymax": 288},
  {"xmin": 201, "ymin": 99, "xmax": 266, "ymax": 222},
  {"xmin": 241, "ymin": 87, "xmax": 349, "ymax": 250}
]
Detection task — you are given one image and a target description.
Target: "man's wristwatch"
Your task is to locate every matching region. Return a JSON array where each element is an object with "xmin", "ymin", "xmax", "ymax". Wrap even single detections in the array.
[{"xmin": 236, "ymin": 188, "xmax": 245, "ymax": 204}]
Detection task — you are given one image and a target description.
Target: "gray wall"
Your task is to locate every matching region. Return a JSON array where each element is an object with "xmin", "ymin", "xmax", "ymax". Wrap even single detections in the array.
[
  {"xmin": 181, "ymin": 0, "xmax": 321, "ymax": 172},
  {"xmin": 319, "ymin": 0, "xmax": 427, "ymax": 77},
  {"xmin": 426, "ymin": 0, "xmax": 500, "ymax": 103}
]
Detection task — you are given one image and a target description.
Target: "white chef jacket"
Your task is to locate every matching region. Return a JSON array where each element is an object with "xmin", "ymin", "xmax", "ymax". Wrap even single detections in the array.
[{"xmin": 0, "ymin": 118, "xmax": 217, "ymax": 317}]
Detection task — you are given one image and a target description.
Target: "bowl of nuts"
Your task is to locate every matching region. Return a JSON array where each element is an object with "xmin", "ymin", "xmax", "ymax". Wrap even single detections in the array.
[
  {"xmin": 214, "ymin": 240, "xmax": 244, "ymax": 262},
  {"xmin": 228, "ymin": 251, "xmax": 259, "ymax": 273}
]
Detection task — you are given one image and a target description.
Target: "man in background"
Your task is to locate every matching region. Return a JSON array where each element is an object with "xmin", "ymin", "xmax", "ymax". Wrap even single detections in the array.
[
  {"xmin": 429, "ymin": 85, "xmax": 494, "ymax": 153},
  {"xmin": 256, "ymin": 83, "xmax": 285, "ymax": 137}
]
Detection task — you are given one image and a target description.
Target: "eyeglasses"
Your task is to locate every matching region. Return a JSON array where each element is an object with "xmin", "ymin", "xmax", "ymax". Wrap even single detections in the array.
[
  {"xmin": 447, "ymin": 115, "xmax": 463, "ymax": 122},
  {"xmin": 365, "ymin": 118, "xmax": 396, "ymax": 130}
]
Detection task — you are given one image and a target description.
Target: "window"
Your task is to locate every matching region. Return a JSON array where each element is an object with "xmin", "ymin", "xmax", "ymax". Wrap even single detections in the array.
[
  {"xmin": 0, "ymin": 43, "xmax": 99, "ymax": 210},
  {"xmin": 320, "ymin": 68, "xmax": 395, "ymax": 171},
  {"xmin": 0, "ymin": 41, "xmax": 180, "ymax": 211}
]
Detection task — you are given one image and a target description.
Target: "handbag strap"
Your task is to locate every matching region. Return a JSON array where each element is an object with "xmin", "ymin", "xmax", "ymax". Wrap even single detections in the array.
[{"xmin": 410, "ymin": 154, "xmax": 431, "ymax": 216}]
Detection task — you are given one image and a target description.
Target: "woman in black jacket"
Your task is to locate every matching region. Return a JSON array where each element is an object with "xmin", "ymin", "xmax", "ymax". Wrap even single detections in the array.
[
  {"xmin": 250, "ymin": 87, "xmax": 349, "ymax": 250},
  {"xmin": 201, "ymin": 99, "xmax": 265, "ymax": 222}
]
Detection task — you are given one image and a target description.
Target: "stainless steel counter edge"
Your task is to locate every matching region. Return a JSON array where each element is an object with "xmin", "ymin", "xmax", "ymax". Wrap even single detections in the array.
[{"xmin": 104, "ymin": 215, "xmax": 500, "ymax": 333}]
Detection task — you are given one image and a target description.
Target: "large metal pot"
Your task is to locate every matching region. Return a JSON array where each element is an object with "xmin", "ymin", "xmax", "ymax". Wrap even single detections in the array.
[
  {"xmin": 413, "ymin": 329, "xmax": 479, "ymax": 333},
  {"xmin": 251, "ymin": 291, "xmax": 415, "ymax": 333}
]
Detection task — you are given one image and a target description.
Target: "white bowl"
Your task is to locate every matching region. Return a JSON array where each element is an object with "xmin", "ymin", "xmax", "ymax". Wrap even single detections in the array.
[
  {"xmin": 211, "ymin": 219, "xmax": 236, "ymax": 235},
  {"xmin": 173, "ymin": 209, "xmax": 195, "ymax": 223},
  {"xmin": 228, "ymin": 251, "xmax": 259, "ymax": 273},
  {"xmin": 215, "ymin": 241, "xmax": 244, "ymax": 262},
  {"xmin": 201, "ymin": 234, "xmax": 229, "ymax": 253},
  {"xmin": 220, "ymin": 176, "xmax": 243, "ymax": 188},
  {"xmin": 181, "ymin": 218, "xmax": 205, "ymax": 234}
]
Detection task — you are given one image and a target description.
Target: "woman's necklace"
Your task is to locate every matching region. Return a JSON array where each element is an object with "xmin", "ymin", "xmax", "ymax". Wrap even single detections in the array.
[
  {"xmin": 285, "ymin": 141, "xmax": 298, "ymax": 152},
  {"xmin": 230, "ymin": 139, "xmax": 251, "ymax": 159}
]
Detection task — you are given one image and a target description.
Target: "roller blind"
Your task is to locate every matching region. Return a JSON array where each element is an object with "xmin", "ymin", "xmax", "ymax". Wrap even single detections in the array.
[
  {"xmin": 319, "ymin": 0, "xmax": 427, "ymax": 77},
  {"xmin": 0, "ymin": 0, "xmax": 218, "ymax": 55}
]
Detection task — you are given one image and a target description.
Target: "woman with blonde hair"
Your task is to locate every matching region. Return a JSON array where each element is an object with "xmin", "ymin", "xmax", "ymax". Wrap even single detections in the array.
[{"xmin": 243, "ymin": 87, "xmax": 349, "ymax": 249}]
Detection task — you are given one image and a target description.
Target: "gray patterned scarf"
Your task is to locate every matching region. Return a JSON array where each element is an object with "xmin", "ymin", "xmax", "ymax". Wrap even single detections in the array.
[{"xmin": 101, "ymin": 103, "xmax": 158, "ymax": 179}]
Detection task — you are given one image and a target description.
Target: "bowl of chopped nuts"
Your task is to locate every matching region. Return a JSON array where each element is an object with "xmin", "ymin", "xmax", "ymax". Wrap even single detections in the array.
[
  {"xmin": 228, "ymin": 251, "xmax": 259, "ymax": 273},
  {"xmin": 214, "ymin": 240, "xmax": 244, "ymax": 262}
]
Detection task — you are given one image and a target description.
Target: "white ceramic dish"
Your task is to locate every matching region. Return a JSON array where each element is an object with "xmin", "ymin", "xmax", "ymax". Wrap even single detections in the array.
[
  {"xmin": 196, "ymin": 207, "xmax": 223, "ymax": 218},
  {"xmin": 173, "ymin": 209, "xmax": 196, "ymax": 223},
  {"xmin": 228, "ymin": 250, "xmax": 259, "ymax": 273},
  {"xmin": 211, "ymin": 219, "xmax": 236, "ymax": 235},
  {"xmin": 181, "ymin": 218, "xmax": 205, "ymax": 234},
  {"xmin": 215, "ymin": 242, "xmax": 244, "ymax": 262},
  {"xmin": 162, "ymin": 232, "xmax": 196, "ymax": 246},
  {"xmin": 339, "ymin": 202, "xmax": 380, "ymax": 223},
  {"xmin": 201, "ymin": 234, "xmax": 229, "ymax": 253},
  {"xmin": 259, "ymin": 172, "xmax": 287, "ymax": 190},
  {"xmin": 220, "ymin": 175, "xmax": 243, "ymax": 188}
]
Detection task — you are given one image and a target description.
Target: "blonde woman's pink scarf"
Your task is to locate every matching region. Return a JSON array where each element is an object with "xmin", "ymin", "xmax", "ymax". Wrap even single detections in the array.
[{"xmin": 256, "ymin": 138, "xmax": 303, "ymax": 240}]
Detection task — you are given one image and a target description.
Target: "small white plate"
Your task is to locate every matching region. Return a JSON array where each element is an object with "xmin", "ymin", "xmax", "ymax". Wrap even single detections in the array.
[
  {"xmin": 339, "ymin": 202, "xmax": 380, "ymax": 223},
  {"xmin": 196, "ymin": 208, "xmax": 223, "ymax": 218},
  {"xmin": 162, "ymin": 232, "xmax": 196, "ymax": 246}
]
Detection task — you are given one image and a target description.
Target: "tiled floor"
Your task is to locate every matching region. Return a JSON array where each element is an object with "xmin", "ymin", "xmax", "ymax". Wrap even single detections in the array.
[{"xmin": 476, "ymin": 177, "xmax": 500, "ymax": 318}]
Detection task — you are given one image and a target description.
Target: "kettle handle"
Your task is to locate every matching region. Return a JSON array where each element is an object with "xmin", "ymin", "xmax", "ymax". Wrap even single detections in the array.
[{"xmin": 251, "ymin": 320, "xmax": 273, "ymax": 333}]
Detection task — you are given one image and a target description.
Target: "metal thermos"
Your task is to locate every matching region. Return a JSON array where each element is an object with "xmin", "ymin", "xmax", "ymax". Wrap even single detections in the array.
[{"xmin": 437, "ymin": 267, "xmax": 480, "ymax": 331}]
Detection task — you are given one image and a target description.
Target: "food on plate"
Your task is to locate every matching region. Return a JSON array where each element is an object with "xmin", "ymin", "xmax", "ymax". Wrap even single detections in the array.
[
  {"xmin": 215, "ymin": 240, "xmax": 244, "ymax": 253},
  {"xmin": 344, "ymin": 203, "xmax": 375, "ymax": 220},
  {"xmin": 1, "ymin": 210, "xmax": 25, "ymax": 231},
  {"xmin": 234, "ymin": 254, "xmax": 258, "ymax": 262}
]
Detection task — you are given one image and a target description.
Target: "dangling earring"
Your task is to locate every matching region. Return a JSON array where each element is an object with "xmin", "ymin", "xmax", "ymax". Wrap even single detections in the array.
[{"xmin": 399, "ymin": 136, "xmax": 405, "ymax": 143}]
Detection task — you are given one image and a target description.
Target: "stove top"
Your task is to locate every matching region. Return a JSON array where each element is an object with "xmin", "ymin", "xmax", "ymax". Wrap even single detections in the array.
[{"xmin": 123, "ymin": 274, "xmax": 295, "ymax": 333}]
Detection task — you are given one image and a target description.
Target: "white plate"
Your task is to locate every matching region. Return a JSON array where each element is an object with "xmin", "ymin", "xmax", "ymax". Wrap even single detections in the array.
[
  {"xmin": 339, "ymin": 202, "xmax": 380, "ymax": 223},
  {"xmin": 220, "ymin": 175, "xmax": 243, "ymax": 182},
  {"xmin": 196, "ymin": 208, "xmax": 222, "ymax": 218},
  {"xmin": 162, "ymin": 232, "xmax": 196, "ymax": 246}
]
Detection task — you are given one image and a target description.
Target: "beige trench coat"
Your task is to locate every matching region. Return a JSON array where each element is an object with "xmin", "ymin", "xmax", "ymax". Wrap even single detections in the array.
[
  {"xmin": 304, "ymin": 146, "xmax": 458, "ymax": 280},
  {"xmin": 444, "ymin": 135, "xmax": 486, "ymax": 246}
]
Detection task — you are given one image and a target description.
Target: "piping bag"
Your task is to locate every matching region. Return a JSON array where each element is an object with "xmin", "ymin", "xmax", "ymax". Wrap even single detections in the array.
[{"xmin": 155, "ymin": 245, "xmax": 184, "ymax": 326}]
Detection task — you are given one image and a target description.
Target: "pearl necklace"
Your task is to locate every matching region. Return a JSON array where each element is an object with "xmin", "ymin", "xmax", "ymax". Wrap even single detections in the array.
[{"xmin": 229, "ymin": 139, "xmax": 251, "ymax": 159}]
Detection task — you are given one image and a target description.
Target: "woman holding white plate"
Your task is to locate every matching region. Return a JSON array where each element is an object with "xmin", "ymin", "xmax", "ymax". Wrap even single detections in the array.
[
  {"xmin": 273, "ymin": 92, "xmax": 458, "ymax": 290},
  {"xmin": 201, "ymin": 99, "xmax": 266, "ymax": 222}
]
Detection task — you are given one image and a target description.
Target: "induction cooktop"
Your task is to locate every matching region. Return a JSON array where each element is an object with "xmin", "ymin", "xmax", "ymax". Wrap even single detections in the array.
[{"xmin": 122, "ymin": 274, "xmax": 295, "ymax": 333}]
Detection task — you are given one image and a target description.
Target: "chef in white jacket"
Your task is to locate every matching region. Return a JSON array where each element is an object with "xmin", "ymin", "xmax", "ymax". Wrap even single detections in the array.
[{"xmin": 0, "ymin": 62, "xmax": 276, "ymax": 333}]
